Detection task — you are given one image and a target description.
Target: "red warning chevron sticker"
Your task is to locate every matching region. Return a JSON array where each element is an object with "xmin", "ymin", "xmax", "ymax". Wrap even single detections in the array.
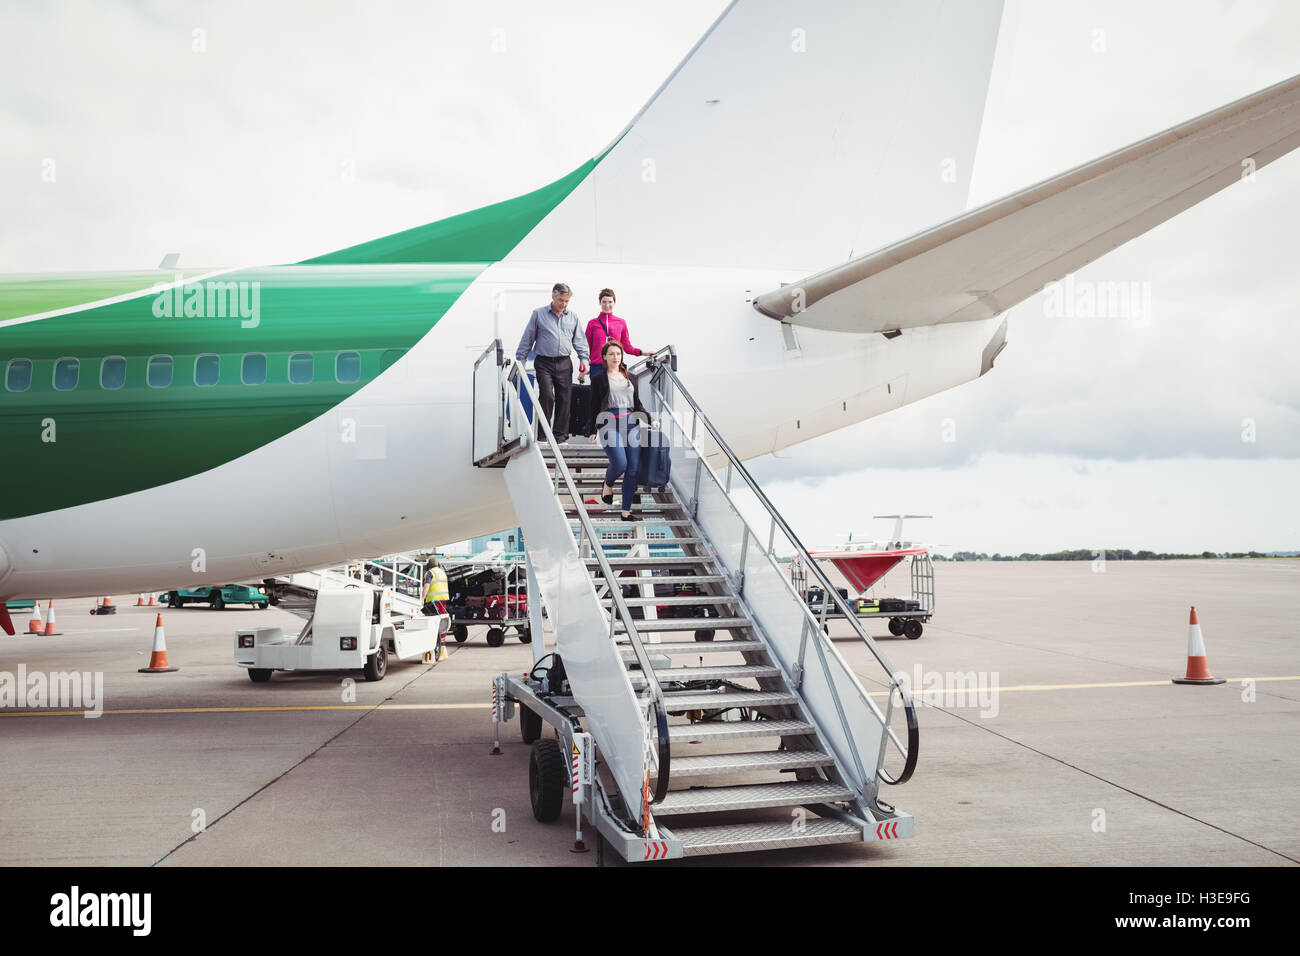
[
  {"xmin": 642, "ymin": 840, "xmax": 667, "ymax": 861},
  {"xmin": 571, "ymin": 754, "xmax": 580, "ymax": 793},
  {"xmin": 875, "ymin": 821, "xmax": 900, "ymax": 840}
]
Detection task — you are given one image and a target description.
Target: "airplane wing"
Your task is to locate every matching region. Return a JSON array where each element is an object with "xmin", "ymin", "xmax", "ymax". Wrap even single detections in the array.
[{"xmin": 752, "ymin": 73, "xmax": 1300, "ymax": 332}]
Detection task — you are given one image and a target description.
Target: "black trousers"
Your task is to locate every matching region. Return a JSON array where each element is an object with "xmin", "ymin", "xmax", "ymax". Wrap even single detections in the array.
[{"xmin": 533, "ymin": 355, "xmax": 573, "ymax": 437}]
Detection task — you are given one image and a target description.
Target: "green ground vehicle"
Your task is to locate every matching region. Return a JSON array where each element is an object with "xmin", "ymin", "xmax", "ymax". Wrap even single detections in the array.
[{"xmin": 162, "ymin": 584, "xmax": 270, "ymax": 610}]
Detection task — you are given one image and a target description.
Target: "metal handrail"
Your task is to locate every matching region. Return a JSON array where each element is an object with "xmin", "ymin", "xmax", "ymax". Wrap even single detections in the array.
[
  {"xmin": 360, "ymin": 554, "xmax": 427, "ymax": 599},
  {"xmin": 630, "ymin": 346, "xmax": 918, "ymax": 787},
  {"xmin": 492, "ymin": 348, "xmax": 672, "ymax": 806}
]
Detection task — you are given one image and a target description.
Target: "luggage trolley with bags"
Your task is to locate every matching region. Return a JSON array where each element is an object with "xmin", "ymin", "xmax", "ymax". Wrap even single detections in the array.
[
  {"xmin": 793, "ymin": 545, "xmax": 935, "ymax": 640},
  {"xmin": 445, "ymin": 557, "xmax": 533, "ymax": 647}
]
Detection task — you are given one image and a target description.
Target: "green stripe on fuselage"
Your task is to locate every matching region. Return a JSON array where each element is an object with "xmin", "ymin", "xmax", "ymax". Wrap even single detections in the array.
[
  {"xmin": 0, "ymin": 270, "xmax": 211, "ymax": 322},
  {"xmin": 0, "ymin": 264, "xmax": 485, "ymax": 521},
  {"xmin": 0, "ymin": 157, "xmax": 598, "ymax": 520},
  {"xmin": 300, "ymin": 159, "xmax": 596, "ymax": 265}
]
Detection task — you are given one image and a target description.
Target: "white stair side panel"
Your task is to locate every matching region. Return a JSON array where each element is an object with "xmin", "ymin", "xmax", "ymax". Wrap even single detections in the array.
[{"xmin": 503, "ymin": 444, "xmax": 649, "ymax": 812}]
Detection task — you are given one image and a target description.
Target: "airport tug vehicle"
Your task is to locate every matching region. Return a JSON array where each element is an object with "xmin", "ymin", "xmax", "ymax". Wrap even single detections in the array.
[
  {"xmin": 479, "ymin": 346, "xmax": 918, "ymax": 861},
  {"xmin": 234, "ymin": 585, "xmax": 446, "ymax": 683}
]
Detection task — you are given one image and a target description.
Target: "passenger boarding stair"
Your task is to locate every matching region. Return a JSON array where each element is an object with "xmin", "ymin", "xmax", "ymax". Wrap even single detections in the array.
[{"xmin": 474, "ymin": 343, "xmax": 918, "ymax": 860}]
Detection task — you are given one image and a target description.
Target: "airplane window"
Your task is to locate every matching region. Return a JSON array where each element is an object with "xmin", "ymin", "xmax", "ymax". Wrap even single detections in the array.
[
  {"xmin": 195, "ymin": 354, "xmax": 220, "ymax": 387},
  {"xmin": 336, "ymin": 351, "xmax": 360, "ymax": 383},
  {"xmin": 288, "ymin": 352, "xmax": 313, "ymax": 384},
  {"xmin": 147, "ymin": 355, "xmax": 173, "ymax": 388},
  {"xmin": 380, "ymin": 349, "xmax": 405, "ymax": 372},
  {"xmin": 242, "ymin": 353, "xmax": 267, "ymax": 385},
  {"xmin": 5, "ymin": 359, "xmax": 32, "ymax": 392},
  {"xmin": 100, "ymin": 356, "xmax": 127, "ymax": 390},
  {"xmin": 54, "ymin": 357, "xmax": 80, "ymax": 391}
]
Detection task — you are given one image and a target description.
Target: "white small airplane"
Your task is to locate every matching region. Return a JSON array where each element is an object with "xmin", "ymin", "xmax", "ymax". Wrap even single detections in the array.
[{"xmin": 3, "ymin": 1, "xmax": 1299, "ymax": 632}]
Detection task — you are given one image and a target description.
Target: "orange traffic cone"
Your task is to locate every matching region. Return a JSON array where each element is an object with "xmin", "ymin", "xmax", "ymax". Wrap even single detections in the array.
[
  {"xmin": 136, "ymin": 594, "xmax": 146, "ymax": 606},
  {"xmin": 147, "ymin": 593, "xmax": 158, "ymax": 606},
  {"xmin": 42, "ymin": 600, "xmax": 61, "ymax": 636},
  {"xmin": 138, "ymin": 613, "xmax": 178, "ymax": 673},
  {"xmin": 1173, "ymin": 606, "xmax": 1225, "ymax": 685},
  {"xmin": 28, "ymin": 602, "xmax": 43, "ymax": 633}
]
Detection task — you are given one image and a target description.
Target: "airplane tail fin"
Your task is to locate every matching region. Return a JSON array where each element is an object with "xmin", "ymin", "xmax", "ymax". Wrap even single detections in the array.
[
  {"xmin": 305, "ymin": 2, "xmax": 1004, "ymax": 271},
  {"xmin": 510, "ymin": 1, "xmax": 1004, "ymax": 271}
]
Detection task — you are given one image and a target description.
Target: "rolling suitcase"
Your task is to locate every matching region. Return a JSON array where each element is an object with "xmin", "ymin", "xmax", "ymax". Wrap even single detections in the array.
[{"xmin": 569, "ymin": 383, "xmax": 593, "ymax": 437}]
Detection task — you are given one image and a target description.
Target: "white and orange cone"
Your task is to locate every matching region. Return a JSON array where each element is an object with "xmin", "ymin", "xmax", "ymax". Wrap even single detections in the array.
[
  {"xmin": 136, "ymin": 594, "xmax": 146, "ymax": 606},
  {"xmin": 42, "ymin": 600, "xmax": 61, "ymax": 636},
  {"xmin": 138, "ymin": 613, "xmax": 178, "ymax": 673},
  {"xmin": 1172, "ymin": 605, "xmax": 1225, "ymax": 685},
  {"xmin": 147, "ymin": 592, "xmax": 158, "ymax": 606},
  {"xmin": 28, "ymin": 601, "xmax": 44, "ymax": 634}
]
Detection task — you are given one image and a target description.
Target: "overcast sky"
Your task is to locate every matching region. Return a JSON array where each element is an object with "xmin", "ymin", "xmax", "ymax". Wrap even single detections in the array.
[{"xmin": 3, "ymin": 0, "xmax": 1298, "ymax": 553}]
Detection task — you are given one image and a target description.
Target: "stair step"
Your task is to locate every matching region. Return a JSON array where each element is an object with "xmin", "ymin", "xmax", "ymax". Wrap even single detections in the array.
[
  {"xmin": 583, "ymin": 537, "xmax": 706, "ymax": 549},
  {"xmin": 562, "ymin": 482, "xmax": 670, "ymax": 491},
  {"xmin": 540, "ymin": 445, "xmax": 601, "ymax": 454},
  {"xmin": 668, "ymin": 819, "xmax": 864, "ymax": 857},
  {"xmin": 661, "ymin": 690, "xmax": 797, "ymax": 710},
  {"xmin": 603, "ymin": 595, "xmax": 737, "ymax": 607},
  {"xmin": 564, "ymin": 507, "xmax": 683, "ymax": 517},
  {"xmin": 590, "ymin": 556, "xmax": 714, "ymax": 568},
  {"xmin": 670, "ymin": 750, "xmax": 834, "ymax": 777},
  {"xmin": 655, "ymin": 781, "xmax": 855, "ymax": 815},
  {"xmin": 668, "ymin": 719, "xmax": 816, "ymax": 743},
  {"xmin": 629, "ymin": 664, "xmax": 780, "ymax": 684},
  {"xmin": 575, "ymin": 518, "xmax": 696, "ymax": 529},
  {"xmin": 604, "ymin": 574, "xmax": 726, "ymax": 587},
  {"xmin": 616, "ymin": 617, "xmax": 750, "ymax": 632},
  {"xmin": 619, "ymin": 639, "xmax": 766, "ymax": 656}
]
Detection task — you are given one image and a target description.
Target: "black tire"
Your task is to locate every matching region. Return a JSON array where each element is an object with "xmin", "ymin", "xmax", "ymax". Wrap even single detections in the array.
[
  {"xmin": 363, "ymin": 643, "xmax": 388, "ymax": 681},
  {"xmin": 167, "ymin": 591, "xmax": 181, "ymax": 609},
  {"xmin": 888, "ymin": 617, "xmax": 904, "ymax": 636},
  {"xmin": 258, "ymin": 602, "xmax": 269, "ymax": 610},
  {"xmin": 694, "ymin": 629, "xmax": 715, "ymax": 642},
  {"xmin": 209, "ymin": 591, "xmax": 225, "ymax": 610},
  {"xmin": 517, "ymin": 626, "xmax": 532, "ymax": 645},
  {"xmin": 529, "ymin": 739, "xmax": 567, "ymax": 822},
  {"xmin": 903, "ymin": 619, "xmax": 924, "ymax": 640},
  {"xmin": 519, "ymin": 705, "xmax": 543, "ymax": 744},
  {"xmin": 486, "ymin": 627, "xmax": 505, "ymax": 648},
  {"xmin": 248, "ymin": 668, "xmax": 272, "ymax": 683},
  {"xmin": 453, "ymin": 624, "xmax": 469, "ymax": 643}
]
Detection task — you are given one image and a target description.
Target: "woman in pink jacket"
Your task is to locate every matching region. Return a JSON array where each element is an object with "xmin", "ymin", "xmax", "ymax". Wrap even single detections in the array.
[{"xmin": 585, "ymin": 288, "xmax": 641, "ymax": 384}]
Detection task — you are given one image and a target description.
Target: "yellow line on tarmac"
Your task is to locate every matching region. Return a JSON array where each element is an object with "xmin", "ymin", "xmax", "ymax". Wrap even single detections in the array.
[
  {"xmin": 3, "ymin": 677, "xmax": 1297, "ymax": 718},
  {"xmin": 0, "ymin": 702, "xmax": 488, "ymax": 718},
  {"xmin": 863, "ymin": 675, "xmax": 1300, "ymax": 696}
]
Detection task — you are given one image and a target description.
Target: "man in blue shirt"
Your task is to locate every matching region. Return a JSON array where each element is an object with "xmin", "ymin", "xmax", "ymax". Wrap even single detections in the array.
[{"xmin": 515, "ymin": 282, "xmax": 590, "ymax": 443}]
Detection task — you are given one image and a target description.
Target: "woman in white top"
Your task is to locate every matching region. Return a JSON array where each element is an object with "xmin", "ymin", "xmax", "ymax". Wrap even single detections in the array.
[{"xmin": 588, "ymin": 342, "xmax": 649, "ymax": 521}]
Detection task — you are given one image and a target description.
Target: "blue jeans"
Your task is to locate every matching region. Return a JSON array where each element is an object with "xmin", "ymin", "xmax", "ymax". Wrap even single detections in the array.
[{"xmin": 600, "ymin": 412, "xmax": 641, "ymax": 512}]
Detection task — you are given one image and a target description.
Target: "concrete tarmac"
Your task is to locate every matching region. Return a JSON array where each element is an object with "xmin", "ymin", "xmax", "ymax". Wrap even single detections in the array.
[{"xmin": 0, "ymin": 559, "xmax": 1295, "ymax": 866}]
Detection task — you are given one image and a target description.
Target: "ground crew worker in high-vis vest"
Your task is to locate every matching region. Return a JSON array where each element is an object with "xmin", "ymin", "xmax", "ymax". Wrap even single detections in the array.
[{"xmin": 422, "ymin": 558, "xmax": 449, "ymax": 616}]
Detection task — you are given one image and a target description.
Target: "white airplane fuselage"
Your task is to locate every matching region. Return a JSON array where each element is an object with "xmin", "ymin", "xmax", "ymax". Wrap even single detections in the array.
[{"xmin": 0, "ymin": 260, "xmax": 1001, "ymax": 600}]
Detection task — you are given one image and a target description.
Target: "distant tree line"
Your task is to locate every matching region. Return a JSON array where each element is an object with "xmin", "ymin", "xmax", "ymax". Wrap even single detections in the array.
[{"xmin": 934, "ymin": 550, "xmax": 1278, "ymax": 562}]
